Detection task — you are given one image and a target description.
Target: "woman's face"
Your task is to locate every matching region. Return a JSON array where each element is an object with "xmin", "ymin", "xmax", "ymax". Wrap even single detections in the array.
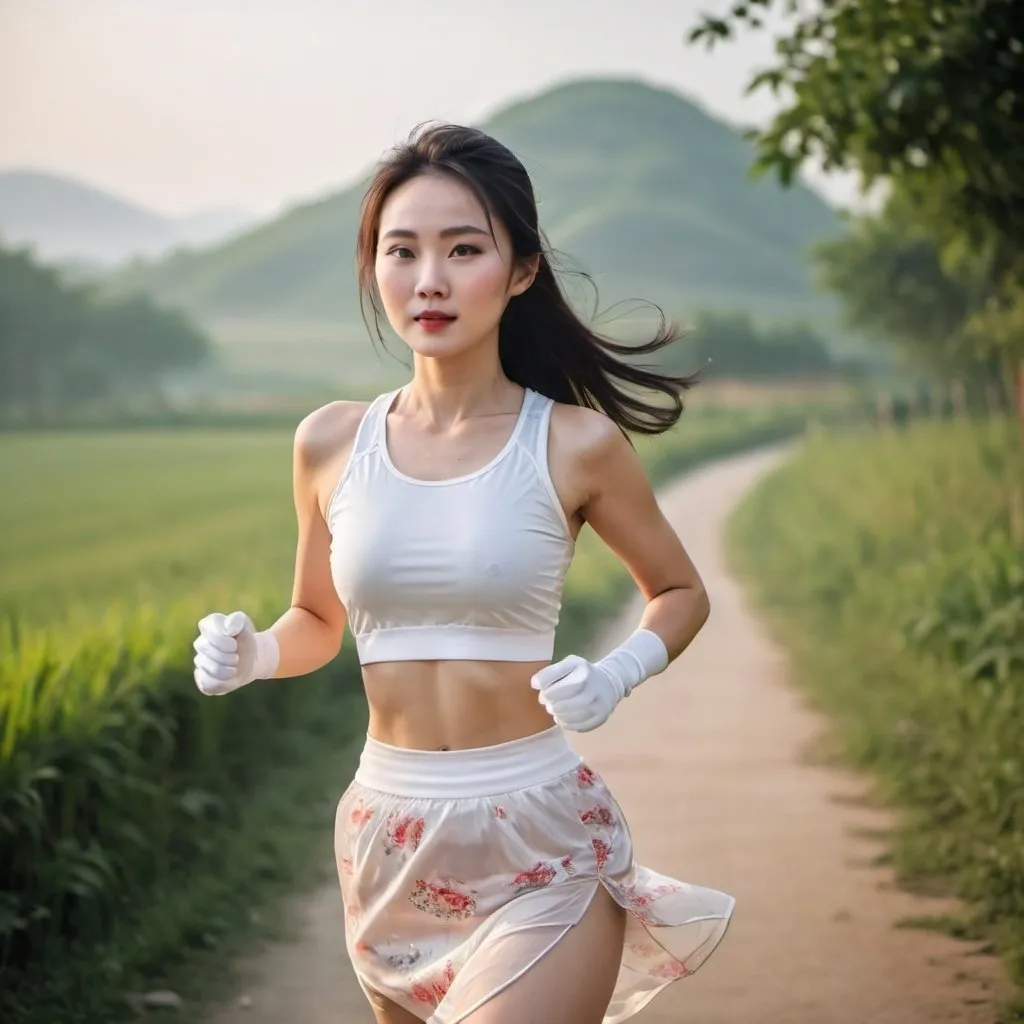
[{"xmin": 374, "ymin": 172, "xmax": 535, "ymax": 361}]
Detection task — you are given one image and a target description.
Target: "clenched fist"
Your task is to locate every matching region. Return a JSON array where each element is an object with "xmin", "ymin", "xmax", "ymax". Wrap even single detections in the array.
[
  {"xmin": 530, "ymin": 629, "xmax": 670, "ymax": 732},
  {"xmin": 193, "ymin": 610, "xmax": 279, "ymax": 695}
]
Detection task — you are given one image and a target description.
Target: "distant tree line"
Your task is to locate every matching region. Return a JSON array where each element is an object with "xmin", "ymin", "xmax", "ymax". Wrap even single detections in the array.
[
  {"xmin": 690, "ymin": 0, "xmax": 1024, "ymax": 413},
  {"xmin": 0, "ymin": 243, "xmax": 210, "ymax": 417},
  {"xmin": 659, "ymin": 310, "xmax": 850, "ymax": 382},
  {"xmin": 812, "ymin": 198, "xmax": 1014, "ymax": 402}
]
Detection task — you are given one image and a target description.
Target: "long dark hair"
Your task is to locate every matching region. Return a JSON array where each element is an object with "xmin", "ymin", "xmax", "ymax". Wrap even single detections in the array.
[{"xmin": 356, "ymin": 122, "xmax": 700, "ymax": 436}]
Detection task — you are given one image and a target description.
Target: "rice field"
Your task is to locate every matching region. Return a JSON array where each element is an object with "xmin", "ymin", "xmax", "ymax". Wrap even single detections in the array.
[{"xmin": 1, "ymin": 430, "xmax": 297, "ymax": 626}]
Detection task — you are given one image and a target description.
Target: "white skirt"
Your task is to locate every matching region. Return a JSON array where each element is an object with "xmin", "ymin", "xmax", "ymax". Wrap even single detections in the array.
[{"xmin": 334, "ymin": 725, "xmax": 734, "ymax": 1023}]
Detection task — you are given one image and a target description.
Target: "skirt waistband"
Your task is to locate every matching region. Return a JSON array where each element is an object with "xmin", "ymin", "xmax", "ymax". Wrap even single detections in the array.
[{"xmin": 353, "ymin": 725, "xmax": 582, "ymax": 798}]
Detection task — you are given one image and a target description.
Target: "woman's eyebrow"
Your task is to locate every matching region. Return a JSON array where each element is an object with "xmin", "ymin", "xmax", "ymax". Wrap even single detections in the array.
[{"xmin": 380, "ymin": 225, "xmax": 491, "ymax": 240}]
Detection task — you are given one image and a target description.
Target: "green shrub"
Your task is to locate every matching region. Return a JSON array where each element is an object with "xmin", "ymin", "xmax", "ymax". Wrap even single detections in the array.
[{"xmin": 729, "ymin": 416, "xmax": 1024, "ymax": 1006}]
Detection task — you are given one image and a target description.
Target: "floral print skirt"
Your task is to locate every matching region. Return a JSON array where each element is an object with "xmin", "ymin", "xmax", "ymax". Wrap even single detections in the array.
[{"xmin": 335, "ymin": 725, "xmax": 734, "ymax": 1023}]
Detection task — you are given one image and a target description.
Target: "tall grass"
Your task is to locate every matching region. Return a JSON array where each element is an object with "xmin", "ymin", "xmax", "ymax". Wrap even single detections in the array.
[{"xmin": 728, "ymin": 416, "xmax": 1024, "ymax": 1014}]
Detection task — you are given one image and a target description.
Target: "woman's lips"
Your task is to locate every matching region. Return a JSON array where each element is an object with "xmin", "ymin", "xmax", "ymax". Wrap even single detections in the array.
[{"xmin": 414, "ymin": 313, "xmax": 457, "ymax": 332}]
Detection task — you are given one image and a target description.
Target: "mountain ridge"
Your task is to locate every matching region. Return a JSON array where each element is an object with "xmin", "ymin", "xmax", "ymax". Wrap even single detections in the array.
[
  {"xmin": 0, "ymin": 169, "xmax": 255, "ymax": 268},
  {"xmin": 106, "ymin": 78, "xmax": 841, "ymax": 327},
  {"xmin": 84, "ymin": 76, "xmax": 854, "ymax": 387}
]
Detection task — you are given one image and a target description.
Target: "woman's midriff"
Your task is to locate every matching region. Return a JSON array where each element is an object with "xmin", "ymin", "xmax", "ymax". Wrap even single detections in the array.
[{"xmin": 361, "ymin": 659, "xmax": 557, "ymax": 751}]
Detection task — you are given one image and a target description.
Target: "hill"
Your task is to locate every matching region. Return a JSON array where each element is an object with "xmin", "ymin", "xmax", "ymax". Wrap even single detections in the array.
[
  {"xmin": 486, "ymin": 79, "xmax": 841, "ymax": 316},
  {"xmin": 105, "ymin": 78, "xmax": 849, "ymax": 387},
  {"xmin": 0, "ymin": 170, "xmax": 254, "ymax": 268}
]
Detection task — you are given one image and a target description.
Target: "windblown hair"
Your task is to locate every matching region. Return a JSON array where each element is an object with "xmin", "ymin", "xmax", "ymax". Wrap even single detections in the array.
[{"xmin": 356, "ymin": 123, "xmax": 700, "ymax": 435}]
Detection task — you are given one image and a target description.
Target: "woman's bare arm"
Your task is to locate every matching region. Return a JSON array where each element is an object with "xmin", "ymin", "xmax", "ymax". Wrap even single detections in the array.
[
  {"xmin": 554, "ymin": 405, "xmax": 710, "ymax": 662},
  {"xmin": 264, "ymin": 401, "xmax": 365, "ymax": 678}
]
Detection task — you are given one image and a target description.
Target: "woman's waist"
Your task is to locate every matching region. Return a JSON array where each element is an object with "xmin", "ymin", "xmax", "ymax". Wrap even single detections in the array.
[
  {"xmin": 362, "ymin": 658, "xmax": 554, "ymax": 752},
  {"xmin": 352, "ymin": 722, "xmax": 581, "ymax": 798}
]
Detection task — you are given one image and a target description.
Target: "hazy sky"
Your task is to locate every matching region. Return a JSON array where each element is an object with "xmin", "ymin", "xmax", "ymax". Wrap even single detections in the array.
[{"xmin": 0, "ymin": 0, "xmax": 865, "ymax": 218}]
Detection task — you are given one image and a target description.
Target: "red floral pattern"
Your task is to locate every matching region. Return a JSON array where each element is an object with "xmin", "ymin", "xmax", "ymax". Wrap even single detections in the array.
[
  {"xmin": 349, "ymin": 802, "xmax": 374, "ymax": 829},
  {"xmin": 410, "ymin": 960, "xmax": 456, "ymax": 1006},
  {"xmin": 344, "ymin": 900, "xmax": 360, "ymax": 936},
  {"xmin": 409, "ymin": 879, "xmax": 477, "ymax": 920},
  {"xmin": 614, "ymin": 880, "xmax": 685, "ymax": 922},
  {"xmin": 579, "ymin": 804, "xmax": 615, "ymax": 829},
  {"xmin": 509, "ymin": 861, "xmax": 557, "ymax": 893},
  {"xmin": 650, "ymin": 959, "xmax": 691, "ymax": 980},
  {"xmin": 628, "ymin": 939, "xmax": 664, "ymax": 959},
  {"xmin": 335, "ymin": 760, "xmax": 733, "ymax": 1016},
  {"xmin": 384, "ymin": 812, "xmax": 426, "ymax": 855}
]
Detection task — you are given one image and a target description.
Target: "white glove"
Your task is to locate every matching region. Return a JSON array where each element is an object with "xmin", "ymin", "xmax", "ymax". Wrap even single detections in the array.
[
  {"xmin": 530, "ymin": 629, "xmax": 670, "ymax": 733},
  {"xmin": 193, "ymin": 610, "xmax": 280, "ymax": 696}
]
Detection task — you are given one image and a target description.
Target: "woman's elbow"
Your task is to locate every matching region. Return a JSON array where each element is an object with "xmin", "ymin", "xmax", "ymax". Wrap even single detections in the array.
[{"xmin": 692, "ymin": 582, "xmax": 711, "ymax": 630}]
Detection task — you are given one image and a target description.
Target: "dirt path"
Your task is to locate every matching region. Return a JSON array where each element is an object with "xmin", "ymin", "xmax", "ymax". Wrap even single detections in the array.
[{"xmin": 204, "ymin": 444, "xmax": 1009, "ymax": 1024}]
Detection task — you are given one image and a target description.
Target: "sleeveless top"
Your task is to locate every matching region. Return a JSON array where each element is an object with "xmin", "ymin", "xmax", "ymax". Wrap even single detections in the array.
[{"xmin": 326, "ymin": 387, "xmax": 576, "ymax": 665}]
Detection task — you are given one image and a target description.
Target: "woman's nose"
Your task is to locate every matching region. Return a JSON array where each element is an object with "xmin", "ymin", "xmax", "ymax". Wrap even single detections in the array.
[{"xmin": 416, "ymin": 259, "xmax": 449, "ymax": 298}]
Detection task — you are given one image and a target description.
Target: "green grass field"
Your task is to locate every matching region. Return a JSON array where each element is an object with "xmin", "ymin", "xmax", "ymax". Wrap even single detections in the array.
[
  {"xmin": 0, "ymin": 430, "xmax": 297, "ymax": 625},
  {"xmin": 0, "ymin": 430, "xmax": 299, "ymax": 626},
  {"xmin": 207, "ymin": 317, "xmax": 405, "ymax": 391},
  {"xmin": 728, "ymin": 416, "xmax": 1024, "ymax": 1018}
]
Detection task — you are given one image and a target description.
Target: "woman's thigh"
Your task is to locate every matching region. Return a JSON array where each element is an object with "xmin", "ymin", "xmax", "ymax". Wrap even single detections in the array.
[
  {"xmin": 463, "ymin": 884, "xmax": 626, "ymax": 1024},
  {"xmin": 361, "ymin": 983, "xmax": 421, "ymax": 1024}
]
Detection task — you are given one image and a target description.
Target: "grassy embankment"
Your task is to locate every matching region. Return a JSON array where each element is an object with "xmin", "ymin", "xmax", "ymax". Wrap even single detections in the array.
[{"xmin": 729, "ymin": 417, "xmax": 1024, "ymax": 1020}]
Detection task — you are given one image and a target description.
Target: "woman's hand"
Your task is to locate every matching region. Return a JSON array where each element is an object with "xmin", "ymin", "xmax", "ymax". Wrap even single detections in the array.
[
  {"xmin": 530, "ymin": 629, "xmax": 669, "ymax": 732},
  {"xmin": 193, "ymin": 610, "xmax": 279, "ymax": 695}
]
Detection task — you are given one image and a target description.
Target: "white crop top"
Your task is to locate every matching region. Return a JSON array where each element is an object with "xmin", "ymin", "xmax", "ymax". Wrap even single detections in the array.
[{"xmin": 326, "ymin": 387, "xmax": 576, "ymax": 664}]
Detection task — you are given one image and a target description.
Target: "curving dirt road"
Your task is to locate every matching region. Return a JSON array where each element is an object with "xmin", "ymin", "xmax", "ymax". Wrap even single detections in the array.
[{"xmin": 204, "ymin": 444, "xmax": 1009, "ymax": 1024}]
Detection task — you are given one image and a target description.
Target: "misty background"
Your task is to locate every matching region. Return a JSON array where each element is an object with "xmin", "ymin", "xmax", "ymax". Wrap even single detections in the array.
[
  {"xmin": 1, "ymin": 0, "xmax": 879, "ymax": 407},
  {"xmin": 2, "ymin": 4, "xmax": 1021, "ymax": 1022}
]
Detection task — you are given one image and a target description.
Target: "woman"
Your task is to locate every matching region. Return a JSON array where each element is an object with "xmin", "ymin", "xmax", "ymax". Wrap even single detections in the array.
[{"xmin": 192, "ymin": 124, "xmax": 734, "ymax": 1024}]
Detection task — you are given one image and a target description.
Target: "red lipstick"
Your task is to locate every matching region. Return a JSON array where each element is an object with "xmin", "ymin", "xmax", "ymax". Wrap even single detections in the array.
[{"xmin": 414, "ymin": 310, "xmax": 457, "ymax": 333}]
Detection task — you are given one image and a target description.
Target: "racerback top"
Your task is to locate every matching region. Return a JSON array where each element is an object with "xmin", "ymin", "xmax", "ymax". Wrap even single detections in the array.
[{"xmin": 326, "ymin": 387, "xmax": 576, "ymax": 665}]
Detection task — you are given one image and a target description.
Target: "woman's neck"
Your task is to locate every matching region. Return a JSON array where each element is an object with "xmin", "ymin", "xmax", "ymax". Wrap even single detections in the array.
[{"xmin": 404, "ymin": 351, "xmax": 521, "ymax": 425}]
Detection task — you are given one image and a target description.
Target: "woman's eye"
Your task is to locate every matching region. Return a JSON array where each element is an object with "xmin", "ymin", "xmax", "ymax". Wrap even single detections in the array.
[
  {"xmin": 450, "ymin": 244, "xmax": 480, "ymax": 257},
  {"xmin": 386, "ymin": 246, "xmax": 414, "ymax": 259}
]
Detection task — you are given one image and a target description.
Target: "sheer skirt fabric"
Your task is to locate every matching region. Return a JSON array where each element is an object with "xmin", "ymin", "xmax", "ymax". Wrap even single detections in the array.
[{"xmin": 335, "ymin": 726, "xmax": 733, "ymax": 1023}]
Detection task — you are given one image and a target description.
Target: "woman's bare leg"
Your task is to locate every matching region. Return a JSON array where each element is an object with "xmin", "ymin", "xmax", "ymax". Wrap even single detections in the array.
[
  {"xmin": 462, "ymin": 884, "xmax": 626, "ymax": 1024},
  {"xmin": 360, "ymin": 981, "xmax": 421, "ymax": 1024}
]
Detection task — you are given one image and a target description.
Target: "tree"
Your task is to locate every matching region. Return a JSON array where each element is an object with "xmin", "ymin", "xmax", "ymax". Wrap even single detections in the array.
[
  {"xmin": 0, "ymin": 249, "xmax": 82, "ymax": 408},
  {"xmin": 688, "ymin": 0, "xmax": 1024, "ymax": 250},
  {"xmin": 660, "ymin": 309, "xmax": 841, "ymax": 380},
  {"xmin": 688, "ymin": 0, "xmax": 1024, "ymax": 410},
  {"xmin": 84, "ymin": 295, "xmax": 209, "ymax": 385},
  {"xmin": 813, "ymin": 190, "xmax": 1007, "ymax": 390},
  {"xmin": 0, "ymin": 244, "xmax": 211, "ymax": 417}
]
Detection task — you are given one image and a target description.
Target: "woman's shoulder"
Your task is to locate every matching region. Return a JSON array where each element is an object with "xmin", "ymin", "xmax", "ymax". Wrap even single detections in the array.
[
  {"xmin": 294, "ymin": 398, "xmax": 374, "ymax": 474},
  {"xmin": 547, "ymin": 398, "xmax": 629, "ymax": 466}
]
